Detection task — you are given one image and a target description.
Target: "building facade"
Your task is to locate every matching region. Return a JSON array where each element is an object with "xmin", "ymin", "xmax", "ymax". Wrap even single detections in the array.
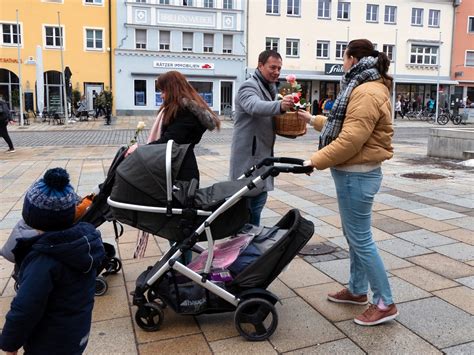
[
  {"xmin": 248, "ymin": 0, "xmax": 457, "ymax": 110},
  {"xmin": 451, "ymin": 0, "xmax": 474, "ymax": 105},
  {"xmin": 115, "ymin": 0, "xmax": 246, "ymax": 115},
  {"xmin": 0, "ymin": 0, "xmax": 114, "ymax": 115}
]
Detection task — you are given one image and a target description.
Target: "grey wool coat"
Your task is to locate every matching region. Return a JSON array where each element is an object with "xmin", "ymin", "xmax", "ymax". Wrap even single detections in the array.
[{"xmin": 229, "ymin": 73, "xmax": 282, "ymax": 191}]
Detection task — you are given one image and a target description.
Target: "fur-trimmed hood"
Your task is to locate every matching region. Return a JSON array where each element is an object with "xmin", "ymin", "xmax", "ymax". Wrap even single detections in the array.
[{"xmin": 181, "ymin": 97, "xmax": 217, "ymax": 131}]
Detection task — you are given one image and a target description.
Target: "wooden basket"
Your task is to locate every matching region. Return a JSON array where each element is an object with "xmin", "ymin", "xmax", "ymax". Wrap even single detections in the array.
[{"xmin": 274, "ymin": 111, "xmax": 307, "ymax": 138}]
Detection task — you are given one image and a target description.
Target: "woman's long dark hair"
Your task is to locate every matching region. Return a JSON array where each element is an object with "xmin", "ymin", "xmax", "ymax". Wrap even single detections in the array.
[
  {"xmin": 156, "ymin": 71, "xmax": 220, "ymax": 128},
  {"xmin": 346, "ymin": 39, "xmax": 393, "ymax": 89}
]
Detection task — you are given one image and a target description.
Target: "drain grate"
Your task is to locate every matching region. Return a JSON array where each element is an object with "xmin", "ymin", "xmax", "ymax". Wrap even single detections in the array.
[
  {"xmin": 299, "ymin": 244, "xmax": 336, "ymax": 256},
  {"xmin": 401, "ymin": 172, "xmax": 446, "ymax": 180}
]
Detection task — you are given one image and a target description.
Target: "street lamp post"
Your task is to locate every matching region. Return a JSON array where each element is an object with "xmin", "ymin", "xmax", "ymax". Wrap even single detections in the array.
[
  {"xmin": 435, "ymin": 31, "xmax": 442, "ymax": 124},
  {"xmin": 391, "ymin": 29, "xmax": 398, "ymax": 122},
  {"xmin": 58, "ymin": 12, "xmax": 69, "ymax": 124},
  {"xmin": 16, "ymin": 10, "xmax": 24, "ymax": 126}
]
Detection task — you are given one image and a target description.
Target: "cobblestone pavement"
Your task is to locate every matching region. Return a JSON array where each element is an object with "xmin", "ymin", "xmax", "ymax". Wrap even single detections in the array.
[{"xmin": 0, "ymin": 117, "xmax": 473, "ymax": 354}]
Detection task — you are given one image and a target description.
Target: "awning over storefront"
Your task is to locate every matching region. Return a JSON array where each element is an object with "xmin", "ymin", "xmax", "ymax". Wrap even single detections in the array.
[{"xmin": 395, "ymin": 77, "xmax": 458, "ymax": 85}]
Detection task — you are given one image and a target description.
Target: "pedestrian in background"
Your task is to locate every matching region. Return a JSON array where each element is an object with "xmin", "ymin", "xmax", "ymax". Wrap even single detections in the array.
[
  {"xmin": 299, "ymin": 38, "xmax": 398, "ymax": 326},
  {"xmin": 229, "ymin": 49, "xmax": 294, "ymax": 226},
  {"xmin": 0, "ymin": 95, "xmax": 15, "ymax": 153},
  {"xmin": 394, "ymin": 95, "xmax": 404, "ymax": 119}
]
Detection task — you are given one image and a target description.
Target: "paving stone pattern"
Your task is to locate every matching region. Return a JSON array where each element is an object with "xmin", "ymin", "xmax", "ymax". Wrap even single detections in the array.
[{"xmin": 0, "ymin": 118, "xmax": 472, "ymax": 354}]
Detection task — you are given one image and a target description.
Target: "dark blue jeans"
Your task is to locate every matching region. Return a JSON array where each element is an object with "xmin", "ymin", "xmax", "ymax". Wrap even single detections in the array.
[{"xmin": 249, "ymin": 191, "xmax": 268, "ymax": 226}]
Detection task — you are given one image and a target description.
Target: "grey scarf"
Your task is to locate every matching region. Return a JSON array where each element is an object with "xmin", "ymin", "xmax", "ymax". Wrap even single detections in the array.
[
  {"xmin": 253, "ymin": 68, "xmax": 278, "ymax": 100},
  {"xmin": 319, "ymin": 56, "xmax": 381, "ymax": 149}
]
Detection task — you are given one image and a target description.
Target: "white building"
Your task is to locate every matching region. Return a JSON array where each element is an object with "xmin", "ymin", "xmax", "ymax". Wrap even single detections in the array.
[
  {"xmin": 247, "ymin": 0, "xmax": 457, "ymax": 110},
  {"xmin": 115, "ymin": 0, "xmax": 246, "ymax": 115}
]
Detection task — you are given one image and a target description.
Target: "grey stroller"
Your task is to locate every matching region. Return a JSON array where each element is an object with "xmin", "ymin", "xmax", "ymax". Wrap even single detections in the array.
[{"xmin": 107, "ymin": 141, "xmax": 314, "ymax": 341}]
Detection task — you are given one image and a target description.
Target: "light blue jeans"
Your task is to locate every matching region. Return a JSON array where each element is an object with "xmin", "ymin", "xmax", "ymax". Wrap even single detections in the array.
[{"xmin": 331, "ymin": 167, "xmax": 394, "ymax": 305}]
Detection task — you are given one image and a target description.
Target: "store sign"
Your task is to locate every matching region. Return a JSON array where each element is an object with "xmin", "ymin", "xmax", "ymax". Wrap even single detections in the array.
[
  {"xmin": 153, "ymin": 61, "xmax": 214, "ymax": 70},
  {"xmin": 0, "ymin": 57, "xmax": 21, "ymax": 64},
  {"xmin": 158, "ymin": 10, "xmax": 215, "ymax": 28},
  {"xmin": 325, "ymin": 63, "xmax": 344, "ymax": 75}
]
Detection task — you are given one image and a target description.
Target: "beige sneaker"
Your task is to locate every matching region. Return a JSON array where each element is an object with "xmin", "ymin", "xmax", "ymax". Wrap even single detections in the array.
[
  {"xmin": 354, "ymin": 303, "xmax": 399, "ymax": 326},
  {"xmin": 327, "ymin": 288, "xmax": 368, "ymax": 305}
]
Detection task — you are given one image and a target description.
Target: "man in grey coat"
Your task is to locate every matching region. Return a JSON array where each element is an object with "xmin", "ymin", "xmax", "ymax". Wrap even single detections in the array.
[{"xmin": 229, "ymin": 50, "xmax": 294, "ymax": 226}]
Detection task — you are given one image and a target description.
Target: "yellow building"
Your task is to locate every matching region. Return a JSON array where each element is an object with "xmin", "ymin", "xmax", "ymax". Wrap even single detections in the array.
[{"xmin": 0, "ymin": 0, "xmax": 114, "ymax": 117}]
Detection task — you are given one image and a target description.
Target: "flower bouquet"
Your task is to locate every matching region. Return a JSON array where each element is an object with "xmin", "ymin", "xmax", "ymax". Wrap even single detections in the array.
[{"xmin": 274, "ymin": 75, "xmax": 309, "ymax": 138}]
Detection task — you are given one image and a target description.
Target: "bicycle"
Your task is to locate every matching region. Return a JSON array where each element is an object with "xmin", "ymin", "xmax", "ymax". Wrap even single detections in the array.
[
  {"xmin": 438, "ymin": 108, "xmax": 462, "ymax": 125},
  {"xmin": 222, "ymin": 104, "xmax": 235, "ymax": 120}
]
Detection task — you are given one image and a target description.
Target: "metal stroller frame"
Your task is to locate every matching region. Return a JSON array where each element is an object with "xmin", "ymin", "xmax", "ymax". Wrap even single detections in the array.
[{"xmin": 107, "ymin": 140, "xmax": 313, "ymax": 340}]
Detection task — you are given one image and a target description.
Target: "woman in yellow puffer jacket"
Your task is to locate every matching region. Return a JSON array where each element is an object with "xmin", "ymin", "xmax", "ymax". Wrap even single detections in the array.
[{"xmin": 300, "ymin": 39, "xmax": 398, "ymax": 326}]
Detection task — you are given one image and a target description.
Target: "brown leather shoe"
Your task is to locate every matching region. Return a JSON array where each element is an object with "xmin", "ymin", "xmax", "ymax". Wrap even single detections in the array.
[
  {"xmin": 354, "ymin": 303, "xmax": 399, "ymax": 326},
  {"xmin": 327, "ymin": 288, "xmax": 368, "ymax": 305}
]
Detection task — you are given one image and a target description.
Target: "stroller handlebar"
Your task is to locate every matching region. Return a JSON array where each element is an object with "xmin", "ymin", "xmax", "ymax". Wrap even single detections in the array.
[{"xmin": 242, "ymin": 157, "xmax": 313, "ymax": 178}]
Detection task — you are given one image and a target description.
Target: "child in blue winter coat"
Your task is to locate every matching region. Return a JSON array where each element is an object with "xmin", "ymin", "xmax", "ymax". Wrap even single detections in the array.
[{"xmin": 0, "ymin": 168, "xmax": 105, "ymax": 355}]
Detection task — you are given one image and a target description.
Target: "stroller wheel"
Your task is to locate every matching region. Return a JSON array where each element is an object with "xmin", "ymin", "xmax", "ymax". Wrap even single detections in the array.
[
  {"xmin": 234, "ymin": 298, "xmax": 278, "ymax": 341},
  {"xmin": 95, "ymin": 276, "xmax": 108, "ymax": 296},
  {"xmin": 108, "ymin": 257, "xmax": 122, "ymax": 274},
  {"xmin": 135, "ymin": 302, "xmax": 164, "ymax": 332}
]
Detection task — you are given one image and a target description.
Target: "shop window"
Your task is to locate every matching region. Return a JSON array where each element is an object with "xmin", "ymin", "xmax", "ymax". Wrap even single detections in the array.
[
  {"xmin": 287, "ymin": 0, "xmax": 300, "ymax": 16},
  {"xmin": 183, "ymin": 32, "xmax": 193, "ymax": 52},
  {"xmin": 428, "ymin": 9, "xmax": 440, "ymax": 27},
  {"xmin": 286, "ymin": 39, "xmax": 299, "ymax": 57},
  {"xmin": 44, "ymin": 70, "xmax": 64, "ymax": 112},
  {"xmin": 366, "ymin": 4, "xmax": 378, "ymax": 23},
  {"xmin": 467, "ymin": 87, "xmax": 474, "ymax": 104},
  {"xmin": 223, "ymin": 35, "xmax": 233, "ymax": 54},
  {"xmin": 160, "ymin": 31, "xmax": 170, "ymax": 51},
  {"xmin": 223, "ymin": 0, "xmax": 233, "ymax": 9},
  {"xmin": 316, "ymin": 41, "xmax": 329, "ymax": 59},
  {"xmin": 134, "ymin": 80, "xmax": 147, "ymax": 106},
  {"xmin": 384, "ymin": 5, "xmax": 396, "ymax": 24},
  {"xmin": 155, "ymin": 80, "xmax": 163, "ymax": 107},
  {"xmin": 410, "ymin": 45, "xmax": 438, "ymax": 65},
  {"xmin": 382, "ymin": 44, "xmax": 394, "ymax": 61},
  {"xmin": 85, "ymin": 28, "xmax": 103, "ymax": 50},
  {"xmin": 335, "ymin": 41, "xmax": 347, "ymax": 59},
  {"xmin": 266, "ymin": 0, "xmax": 279, "ymax": 15},
  {"xmin": 411, "ymin": 8, "xmax": 423, "ymax": 26},
  {"xmin": 265, "ymin": 37, "xmax": 279, "ymax": 51},
  {"xmin": 204, "ymin": 34, "xmax": 214, "ymax": 53},
  {"xmin": 44, "ymin": 25, "xmax": 64, "ymax": 48},
  {"xmin": 190, "ymin": 81, "xmax": 213, "ymax": 106},
  {"xmin": 318, "ymin": 0, "xmax": 331, "ymax": 19},
  {"xmin": 337, "ymin": 1, "xmax": 350, "ymax": 20},
  {"xmin": 135, "ymin": 29, "xmax": 146, "ymax": 49},
  {"xmin": 1, "ymin": 23, "xmax": 21, "ymax": 45},
  {"xmin": 466, "ymin": 51, "xmax": 474, "ymax": 67}
]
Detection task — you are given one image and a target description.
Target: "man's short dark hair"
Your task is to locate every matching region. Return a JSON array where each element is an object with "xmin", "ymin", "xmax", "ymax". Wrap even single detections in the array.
[{"xmin": 258, "ymin": 50, "xmax": 282, "ymax": 65}]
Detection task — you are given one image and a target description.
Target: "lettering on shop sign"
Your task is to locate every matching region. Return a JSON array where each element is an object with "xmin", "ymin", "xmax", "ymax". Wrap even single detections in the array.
[
  {"xmin": 153, "ymin": 61, "xmax": 214, "ymax": 70},
  {"xmin": 158, "ymin": 10, "xmax": 215, "ymax": 27},
  {"xmin": 324, "ymin": 63, "xmax": 344, "ymax": 75},
  {"xmin": 0, "ymin": 58, "xmax": 21, "ymax": 64}
]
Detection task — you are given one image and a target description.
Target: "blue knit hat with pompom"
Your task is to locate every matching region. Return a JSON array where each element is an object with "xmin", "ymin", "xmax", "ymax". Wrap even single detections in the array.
[{"xmin": 22, "ymin": 168, "xmax": 79, "ymax": 231}]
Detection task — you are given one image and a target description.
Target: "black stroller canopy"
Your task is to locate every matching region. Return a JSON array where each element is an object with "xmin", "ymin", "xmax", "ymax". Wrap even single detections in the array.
[{"xmin": 115, "ymin": 143, "xmax": 190, "ymax": 205}]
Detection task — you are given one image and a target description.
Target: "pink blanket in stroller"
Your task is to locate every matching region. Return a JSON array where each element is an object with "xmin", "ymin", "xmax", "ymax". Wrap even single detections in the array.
[{"xmin": 187, "ymin": 234, "xmax": 254, "ymax": 273}]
